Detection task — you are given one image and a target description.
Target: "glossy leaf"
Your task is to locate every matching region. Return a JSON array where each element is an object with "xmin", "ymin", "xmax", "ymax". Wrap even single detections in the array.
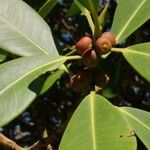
[
  {"xmin": 0, "ymin": 0, "xmax": 58, "ymax": 56},
  {"xmin": 120, "ymin": 107, "xmax": 150, "ymax": 149},
  {"xmin": 122, "ymin": 43, "xmax": 150, "ymax": 82},
  {"xmin": 0, "ymin": 55, "xmax": 66, "ymax": 127},
  {"xmin": 38, "ymin": 0, "xmax": 58, "ymax": 18},
  {"xmin": 112, "ymin": 0, "xmax": 150, "ymax": 43},
  {"xmin": 59, "ymin": 93, "xmax": 136, "ymax": 150}
]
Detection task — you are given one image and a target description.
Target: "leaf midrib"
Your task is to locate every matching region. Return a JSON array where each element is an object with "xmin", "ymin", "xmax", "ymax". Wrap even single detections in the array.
[
  {"xmin": 0, "ymin": 57, "xmax": 65, "ymax": 96},
  {"xmin": 90, "ymin": 92, "xmax": 97, "ymax": 150},
  {"xmin": 121, "ymin": 108, "xmax": 150, "ymax": 131},
  {"xmin": 124, "ymin": 49, "xmax": 150, "ymax": 57},
  {"xmin": 116, "ymin": 0, "xmax": 146, "ymax": 42},
  {"xmin": 0, "ymin": 15, "xmax": 50, "ymax": 55}
]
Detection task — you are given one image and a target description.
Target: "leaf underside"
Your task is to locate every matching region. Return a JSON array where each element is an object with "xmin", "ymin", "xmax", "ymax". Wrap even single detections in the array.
[
  {"xmin": 0, "ymin": 0, "xmax": 58, "ymax": 56},
  {"xmin": 0, "ymin": 55, "xmax": 66, "ymax": 127}
]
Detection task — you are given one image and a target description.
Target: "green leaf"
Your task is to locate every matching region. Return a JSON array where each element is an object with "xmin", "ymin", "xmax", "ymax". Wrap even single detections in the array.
[
  {"xmin": 0, "ymin": 55, "xmax": 66, "ymax": 127},
  {"xmin": 59, "ymin": 92, "xmax": 136, "ymax": 150},
  {"xmin": 38, "ymin": 0, "xmax": 58, "ymax": 18},
  {"xmin": 0, "ymin": 49, "xmax": 7, "ymax": 63},
  {"xmin": 111, "ymin": 0, "xmax": 150, "ymax": 43},
  {"xmin": 40, "ymin": 68, "xmax": 65, "ymax": 95},
  {"xmin": 67, "ymin": 2, "xmax": 81, "ymax": 16},
  {"xmin": 102, "ymin": 63, "xmax": 122, "ymax": 99},
  {"xmin": 122, "ymin": 43, "xmax": 150, "ymax": 82},
  {"xmin": 98, "ymin": 2, "xmax": 109, "ymax": 30},
  {"xmin": 74, "ymin": 0, "xmax": 95, "ymax": 35},
  {"xmin": 119, "ymin": 107, "xmax": 150, "ymax": 149},
  {"xmin": 68, "ymin": 0, "xmax": 100, "ymax": 36},
  {"xmin": 68, "ymin": 0, "xmax": 99, "ymax": 16},
  {"xmin": 78, "ymin": 0, "xmax": 99, "ymax": 15},
  {"xmin": 102, "ymin": 88, "xmax": 116, "ymax": 99},
  {"xmin": 72, "ymin": 0, "xmax": 99, "ymax": 14},
  {"xmin": 0, "ymin": 0, "xmax": 58, "ymax": 56}
]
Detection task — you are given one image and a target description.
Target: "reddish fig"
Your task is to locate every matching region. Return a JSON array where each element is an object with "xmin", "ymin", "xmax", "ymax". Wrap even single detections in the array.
[
  {"xmin": 95, "ymin": 37, "xmax": 112, "ymax": 55},
  {"xmin": 95, "ymin": 32, "xmax": 116, "ymax": 55},
  {"xmin": 69, "ymin": 75, "xmax": 80, "ymax": 90},
  {"xmin": 82, "ymin": 49, "xmax": 98, "ymax": 68},
  {"xmin": 101, "ymin": 32, "xmax": 116, "ymax": 46},
  {"xmin": 75, "ymin": 36, "xmax": 92, "ymax": 54}
]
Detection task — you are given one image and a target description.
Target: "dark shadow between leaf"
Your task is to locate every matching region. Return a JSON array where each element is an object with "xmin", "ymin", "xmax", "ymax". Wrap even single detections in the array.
[{"xmin": 28, "ymin": 73, "xmax": 49, "ymax": 96}]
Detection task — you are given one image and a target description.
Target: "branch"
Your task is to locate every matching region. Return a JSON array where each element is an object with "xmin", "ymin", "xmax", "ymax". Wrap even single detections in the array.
[
  {"xmin": 0, "ymin": 133, "xmax": 24, "ymax": 150},
  {"xmin": 0, "ymin": 133, "xmax": 52, "ymax": 150}
]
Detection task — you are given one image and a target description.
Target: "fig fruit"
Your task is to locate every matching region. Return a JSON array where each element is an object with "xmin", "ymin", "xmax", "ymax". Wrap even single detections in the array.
[
  {"xmin": 69, "ymin": 75, "xmax": 80, "ymax": 89},
  {"xmin": 82, "ymin": 49, "xmax": 98, "ymax": 68},
  {"xmin": 95, "ymin": 37, "xmax": 112, "ymax": 55},
  {"xmin": 101, "ymin": 32, "xmax": 116, "ymax": 46},
  {"xmin": 75, "ymin": 36, "xmax": 92, "ymax": 54},
  {"xmin": 95, "ymin": 32, "xmax": 116, "ymax": 55},
  {"xmin": 69, "ymin": 69, "xmax": 92, "ymax": 92}
]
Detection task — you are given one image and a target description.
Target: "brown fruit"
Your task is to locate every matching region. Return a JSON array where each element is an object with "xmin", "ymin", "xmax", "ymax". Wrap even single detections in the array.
[
  {"xmin": 101, "ymin": 32, "xmax": 116, "ymax": 46},
  {"xmin": 69, "ymin": 75, "xmax": 80, "ymax": 88},
  {"xmin": 95, "ymin": 37, "xmax": 112, "ymax": 55},
  {"xmin": 69, "ymin": 69, "xmax": 92, "ymax": 91},
  {"xmin": 94, "ymin": 73, "xmax": 109, "ymax": 93},
  {"xmin": 79, "ymin": 68, "xmax": 92, "ymax": 85},
  {"xmin": 82, "ymin": 49, "xmax": 98, "ymax": 68},
  {"xmin": 75, "ymin": 36, "xmax": 92, "ymax": 54}
]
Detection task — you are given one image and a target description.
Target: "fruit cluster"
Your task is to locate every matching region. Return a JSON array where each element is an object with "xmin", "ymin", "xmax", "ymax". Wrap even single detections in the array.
[
  {"xmin": 69, "ymin": 32, "xmax": 116, "ymax": 92},
  {"xmin": 75, "ymin": 32, "xmax": 116, "ymax": 68}
]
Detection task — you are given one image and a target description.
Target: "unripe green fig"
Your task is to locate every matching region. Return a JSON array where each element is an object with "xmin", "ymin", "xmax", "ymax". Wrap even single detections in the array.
[
  {"xmin": 75, "ymin": 36, "xmax": 92, "ymax": 54},
  {"xmin": 101, "ymin": 32, "xmax": 116, "ymax": 46},
  {"xmin": 82, "ymin": 49, "xmax": 98, "ymax": 68}
]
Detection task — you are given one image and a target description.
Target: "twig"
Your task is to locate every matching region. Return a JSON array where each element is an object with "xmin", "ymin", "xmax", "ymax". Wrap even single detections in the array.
[
  {"xmin": 0, "ymin": 133, "xmax": 24, "ymax": 150},
  {"xmin": 0, "ymin": 133, "xmax": 53, "ymax": 150}
]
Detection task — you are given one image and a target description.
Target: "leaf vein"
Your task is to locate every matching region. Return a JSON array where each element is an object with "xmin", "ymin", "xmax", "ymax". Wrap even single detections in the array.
[
  {"xmin": 0, "ymin": 57, "xmax": 64, "ymax": 96},
  {"xmin": 116, "ymin": 0, "xmax": 146, "ymax": 41},
  {"xmin": 121, "ymin": 108, "xmax": 150, "ymax": 131},
  {"xmin": 90, "ymin": 92, "xmax": 97, "ymax": 150},
  {"xmin": 0, "ymin": 15, "xmax": 49, "ymax": 55}
]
